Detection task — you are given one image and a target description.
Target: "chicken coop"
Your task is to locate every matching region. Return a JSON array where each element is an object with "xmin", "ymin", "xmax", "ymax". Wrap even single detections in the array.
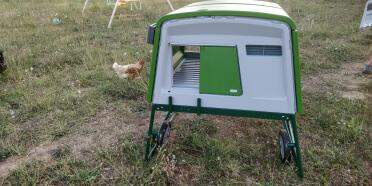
[
  {"xmin": 361, "ymin": 0, "xmax": 372, "ymax": 28},
  {"xmin": 145, "ymin": 0, "xmax": 304, "ymax": 178}
]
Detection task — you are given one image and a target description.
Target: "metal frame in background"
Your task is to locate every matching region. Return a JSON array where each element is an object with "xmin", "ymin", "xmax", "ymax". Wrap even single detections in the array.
[
  {"xmin": 145, "ymin": 97, "xmax": 304, "ymax": 178},
  {"xmin": 82, "ymin": 0, "xmax": 174, "ymax": 28},
  {"xmin": 81, "ymin": 0, "xmax": 143, "ymax": 28},
  {"xmin": 107, "ymin": 0, "xmax": 143, "ymax": 28}
]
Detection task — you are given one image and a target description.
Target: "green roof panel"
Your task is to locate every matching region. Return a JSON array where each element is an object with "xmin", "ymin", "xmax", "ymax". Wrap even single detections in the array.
[{"xmin": 156, "ymin": 0, "xmax": 296, "ymax": 29}]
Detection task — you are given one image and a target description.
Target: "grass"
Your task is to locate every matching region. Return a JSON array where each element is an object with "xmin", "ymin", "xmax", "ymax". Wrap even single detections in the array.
[{"xmin": 0, "ymin": 0, "xmax": 371, "ymax": 185}]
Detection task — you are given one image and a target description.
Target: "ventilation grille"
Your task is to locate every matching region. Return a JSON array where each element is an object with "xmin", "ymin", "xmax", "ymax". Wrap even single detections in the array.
[
  {"xmin": 246, "ymin": 45, "xmax": 283, "ymax": 56},
  {"xmin": 368, "ymin": 3, "xmax": 372, "ymax": 11},
  {"xmin": 173, "ymin": 59, "xmax": 200, "ymax": 88}
]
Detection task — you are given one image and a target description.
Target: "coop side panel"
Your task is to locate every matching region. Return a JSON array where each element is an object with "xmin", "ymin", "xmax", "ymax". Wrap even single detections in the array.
[{"xmin": 152, "ymin": 17, "xmax": 297, "ymax": 114}]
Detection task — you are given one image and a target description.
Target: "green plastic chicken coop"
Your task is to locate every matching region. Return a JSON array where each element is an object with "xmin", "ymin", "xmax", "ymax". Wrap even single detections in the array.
[{"xmin": 145, "ymin": 0, "xmax": 304, "ymax": 178}]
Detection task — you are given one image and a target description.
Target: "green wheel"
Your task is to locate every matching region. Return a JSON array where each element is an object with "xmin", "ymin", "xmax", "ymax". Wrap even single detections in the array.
[{"xmin": 278, "ymin": 129, "xmax": 292, "ymax": 163}]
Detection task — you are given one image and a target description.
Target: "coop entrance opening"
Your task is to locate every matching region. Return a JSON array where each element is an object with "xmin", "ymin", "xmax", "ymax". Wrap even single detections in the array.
[{"xmin": 172, "ymin": 45, "xmax": 200, "ymax": 89}]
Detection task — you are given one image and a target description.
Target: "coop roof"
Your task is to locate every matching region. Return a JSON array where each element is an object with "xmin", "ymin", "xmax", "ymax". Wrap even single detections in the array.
[{"xmin": 156, "ymin": 0, "xmax": 296, "ymax": 29}]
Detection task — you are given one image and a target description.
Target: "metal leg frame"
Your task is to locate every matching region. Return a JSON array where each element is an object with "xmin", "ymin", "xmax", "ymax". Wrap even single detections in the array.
[
  {"xmin": 145, "ymin": 98, "xmax": 304, "ymax": 178},
  {"xmin": 145, "ymin": 106, "xmax": 157, "ymax": 161},
  {"xmin": 145, "ymin": 97, "xmax": 174, "ymax": 161},
  {"xmin": 283, "ymin": 115, "xmax": 304, "ymax": 178}
]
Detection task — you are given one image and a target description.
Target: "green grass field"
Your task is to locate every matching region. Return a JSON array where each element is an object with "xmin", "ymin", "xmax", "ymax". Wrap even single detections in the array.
[{"xmin": 0, "ymin": 0, "xmax": 371, "ymax": 185}]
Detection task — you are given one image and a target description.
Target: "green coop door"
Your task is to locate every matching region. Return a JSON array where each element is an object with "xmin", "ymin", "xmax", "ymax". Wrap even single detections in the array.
[{"xmin": 200, "ymin": 46, "xmax": 242, "ymax": 96}]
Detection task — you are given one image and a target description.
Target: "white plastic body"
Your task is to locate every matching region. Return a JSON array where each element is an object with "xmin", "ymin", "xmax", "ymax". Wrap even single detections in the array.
[
  {"xmin": 153, "ymin": 16, "xmax": 297, "ymax": 114},
  {"xmin": 361, "ymin": 0, "xmax": 372, "ymax": 28}
]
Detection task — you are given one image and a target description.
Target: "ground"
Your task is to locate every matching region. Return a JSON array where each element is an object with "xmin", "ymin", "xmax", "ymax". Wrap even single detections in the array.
[{"xmin": 0, "ymin": 0, "xmax": 371, "ymax": 185}]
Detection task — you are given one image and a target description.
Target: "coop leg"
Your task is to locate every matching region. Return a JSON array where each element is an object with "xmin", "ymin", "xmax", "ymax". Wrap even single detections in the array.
[
  {"xmin": 289, "ymin": 115, "xmax": 304, "ymax": 178},
  {"xmin": 145, "ymin": 106, "xmax": 156, "ymax": 161}
]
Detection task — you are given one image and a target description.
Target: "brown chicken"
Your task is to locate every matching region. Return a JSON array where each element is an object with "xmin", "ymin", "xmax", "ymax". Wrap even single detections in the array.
[{"xmin": 112, "ymin": 59, "xmax": 145, "ymax": 79}]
